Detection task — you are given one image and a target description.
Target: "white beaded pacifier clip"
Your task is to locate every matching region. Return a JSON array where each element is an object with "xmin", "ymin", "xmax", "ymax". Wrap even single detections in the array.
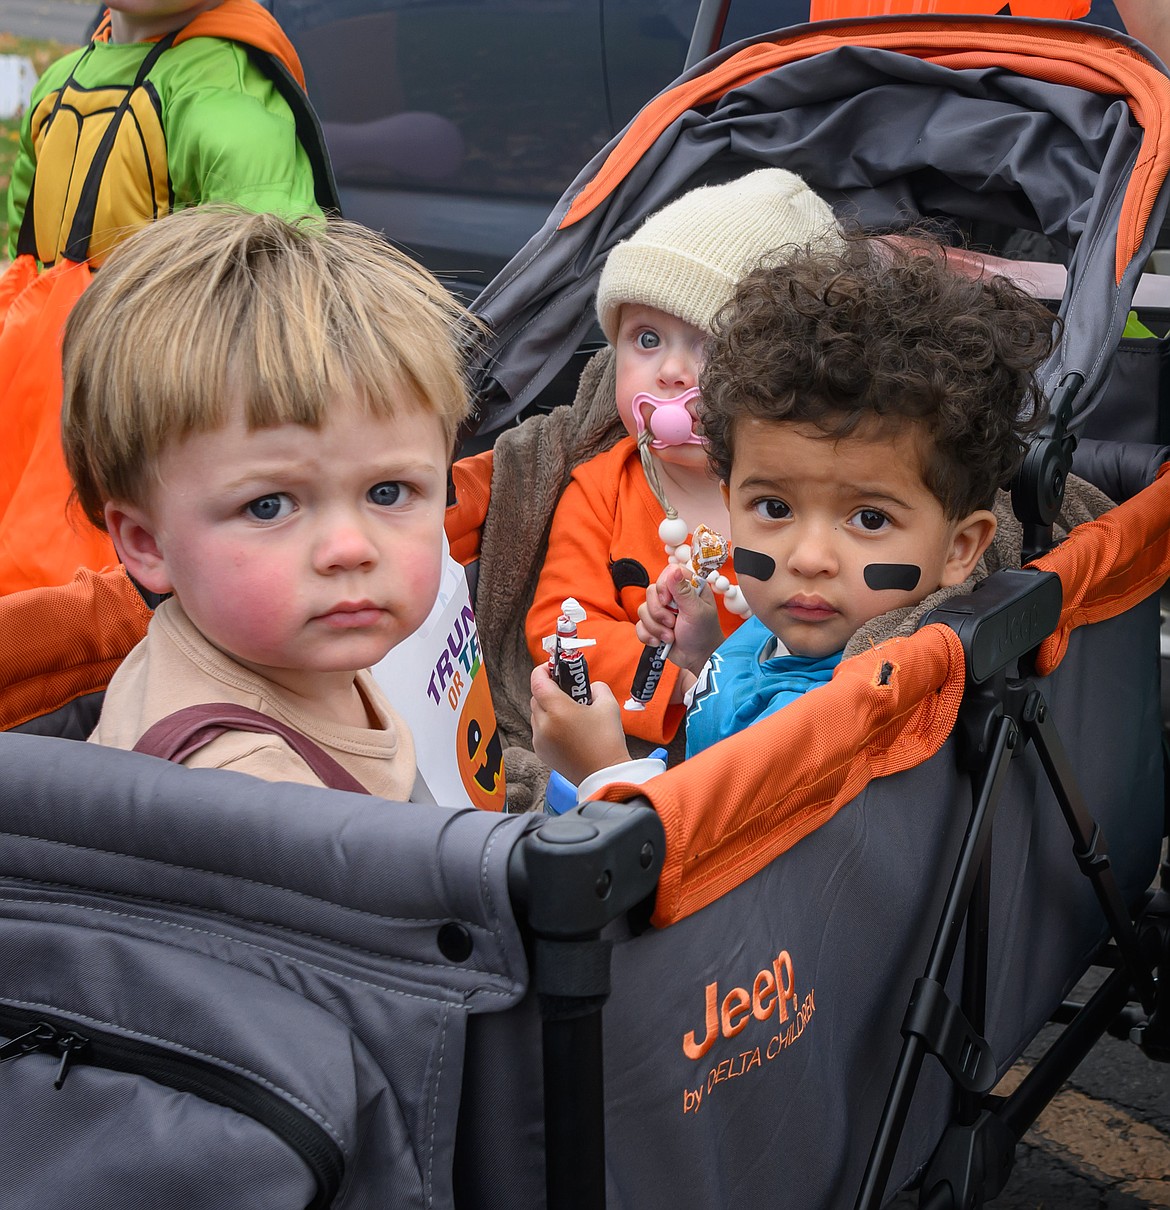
[{"xmin": 637, "ymin": 430, "xmax": 751, "ymax": 618}]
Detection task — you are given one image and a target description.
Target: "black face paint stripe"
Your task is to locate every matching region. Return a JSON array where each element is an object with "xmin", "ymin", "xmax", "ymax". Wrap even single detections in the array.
[
  {"xmin": 864, "ymin": 563, "xmax": 921, "ymax": 591},
  {"xmin": 733, "ymin": 547, "xmax": 775, "ymax": 581}
]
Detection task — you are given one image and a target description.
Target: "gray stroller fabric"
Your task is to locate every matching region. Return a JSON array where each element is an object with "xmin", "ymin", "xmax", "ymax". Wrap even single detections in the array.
[
  {"xmin": 1, "ymin": 573, "xmax": 1161, "ymax": 1210},
  {"xmin": 1080, "ymin": 332, "xmax": 1170, "ymax": 444},
  {"xmin": 472, "ymin": 19, "xmax": 1170, "ymax": 438},
  {"xmin": 0, "ymin": 734, "xmax": 533, "ymax": 1210},
  {"xmin": 460, "ymin": 593, "xmax": 1164, "ymax": 1208}
]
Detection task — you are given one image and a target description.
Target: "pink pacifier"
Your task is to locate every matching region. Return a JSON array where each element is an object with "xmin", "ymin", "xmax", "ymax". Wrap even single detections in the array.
[{"xmin": 632, "ymin": 387, "xmax": 704, "ymax": 450}]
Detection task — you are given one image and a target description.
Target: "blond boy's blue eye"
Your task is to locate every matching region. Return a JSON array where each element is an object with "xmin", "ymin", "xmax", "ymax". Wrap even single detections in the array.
[
  {"xmin": 368, "ymin": 481, "xmax": 403, "ymax": 507},
  {"xmin": 246, "ymin": 494, "xmax": 291, "ymax": 521},
  {"xmin": 635, "ymin": 330, "xmax": 660, "ymax": 350}
]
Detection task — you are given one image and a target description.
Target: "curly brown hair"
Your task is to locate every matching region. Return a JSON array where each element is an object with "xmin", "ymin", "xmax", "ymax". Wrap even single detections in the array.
[{"xmin": 699, "ymin": 235, "xmax": 1057, "ymax": 519}]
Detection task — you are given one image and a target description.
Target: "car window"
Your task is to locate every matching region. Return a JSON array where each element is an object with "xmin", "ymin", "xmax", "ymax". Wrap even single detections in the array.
[
  {"xmin": 271, "ymin": 0, "xmax": 612, "ymax": 199},
  {"xmin": 601, "ymin": 1, "xmax": 699, "ymax": 132},
  {"xmin": 267, "ymin": 0, "xmax": 1134, "ymax": 304},
  {"xmin": 274, "ymin": 0, "xmax": 1128, "ymax": 205}
]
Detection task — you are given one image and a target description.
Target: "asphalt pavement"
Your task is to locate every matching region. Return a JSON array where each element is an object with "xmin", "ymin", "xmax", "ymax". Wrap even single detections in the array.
[
  {"xmin": 889, "ymin": 956, "xmax": 1170, "ymax": 1208},
  {"xmin": 1, "ymin": 0, "xmax": 94, "ymax": 44}
]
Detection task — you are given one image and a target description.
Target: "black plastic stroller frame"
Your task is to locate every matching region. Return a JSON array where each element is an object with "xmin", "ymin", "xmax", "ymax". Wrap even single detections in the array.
[
  {"xmin": 525, "ymin": 555, "xmax": 1169, "ymax": 1210},
  {"xmin": 510, "ymin": 799, "xmax": 664, "ymax": 1210},
  {"xmin": 855, "ymin": 565, "xmax": 1168, "ymax": 1208}
]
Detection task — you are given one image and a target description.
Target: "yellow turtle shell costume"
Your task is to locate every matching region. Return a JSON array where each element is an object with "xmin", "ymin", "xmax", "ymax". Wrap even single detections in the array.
[{"xmin": 0, "ymin": 0, "xmax": 338, "ymax": 595}]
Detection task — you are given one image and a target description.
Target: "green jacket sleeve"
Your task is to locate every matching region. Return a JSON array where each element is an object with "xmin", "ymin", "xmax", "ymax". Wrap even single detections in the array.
[
  {"xmin": 161, "ymin": 37, "xmax": 322, "ymax": 220},
  {"xmin": 6, "ymin": 37, "xmax": 322, "ymax": 262},
  {"xmin": 7, "ymin": 119, "xmax": 37, "ymax": 260}
]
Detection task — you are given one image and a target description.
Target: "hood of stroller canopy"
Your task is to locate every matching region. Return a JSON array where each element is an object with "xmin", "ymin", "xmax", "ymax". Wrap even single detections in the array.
[{"xmin": 471, "ymin": 14, "xmax": 1170, "ymax": 437}]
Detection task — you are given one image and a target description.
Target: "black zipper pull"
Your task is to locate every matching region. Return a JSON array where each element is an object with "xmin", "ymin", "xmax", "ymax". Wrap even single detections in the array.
[
  {"xmin": 53, "ymin": 1033, "xmax": 89, "ymax": 1090},
  {"xmin": 0, "ymin": 1021, "xmax": 58, "ymax": 1064}
]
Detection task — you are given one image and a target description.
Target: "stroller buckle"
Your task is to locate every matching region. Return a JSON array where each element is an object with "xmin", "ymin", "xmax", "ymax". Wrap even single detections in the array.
[{"xmin": 903, "ymin": 976, "xmax": 997, "ymax": 1095}]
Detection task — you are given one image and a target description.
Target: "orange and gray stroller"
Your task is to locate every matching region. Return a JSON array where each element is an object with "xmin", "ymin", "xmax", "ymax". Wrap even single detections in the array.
[{"xmin": 1, "ymin": 9, "xmax": 1169, "ymax": 1210}]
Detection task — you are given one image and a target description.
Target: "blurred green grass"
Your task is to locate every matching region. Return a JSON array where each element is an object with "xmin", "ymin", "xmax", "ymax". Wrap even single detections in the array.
[{"xmin": 0, "ymin": 33, "xmax": 80, "ymax": 254}]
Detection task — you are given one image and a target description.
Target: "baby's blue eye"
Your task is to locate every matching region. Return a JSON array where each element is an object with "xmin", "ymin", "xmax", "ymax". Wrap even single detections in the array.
[
  {"xmin": 635, "ymin": 330, "xmax": 660, "ymax": 350},
  {"xmin": 368, "ymin": 481, "xmax": 403, "ymax": 507},
  {"xmin": 246, "ymin": 494, "xmax": 291, "ymax": 521}
]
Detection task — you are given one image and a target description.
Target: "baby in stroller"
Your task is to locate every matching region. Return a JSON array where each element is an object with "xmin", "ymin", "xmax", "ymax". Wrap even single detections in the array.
[
  {"xmin": 524, "ymin": 167, "xmax": 839, "ymax": 752},
  {"xmin": 532, "ymin": 234, "xmax": 1092, "ymax": 785}
]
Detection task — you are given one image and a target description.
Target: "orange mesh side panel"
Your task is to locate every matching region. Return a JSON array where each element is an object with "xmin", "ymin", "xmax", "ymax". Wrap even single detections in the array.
[
  {"xmin": 0, "ymin": 566, "xmax": 151, "ymax": 731},
  {"xmin": 598, "ymin": 624, "xmax": 965, "ymax": 927},
  {"xmin": 1031, "ymin": 463, "xmax": 1170, "ymax": 674},
  {"xmin": 559, "ymin": 20, "xmax": 1170, "ymax": 284},
  {"xmin": 445, "ymin": 448, "xmax": 494, "ymax": 567},
  {"xmin": 811, "ymin": 2, "xmax": 1088, "ymax": 15}
]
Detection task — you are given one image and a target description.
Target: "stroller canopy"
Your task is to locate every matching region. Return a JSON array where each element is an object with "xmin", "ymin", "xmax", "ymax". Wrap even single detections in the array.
[{"xmin": 472, "ymin": 15, "xmax": 1170, "ymax": 436}]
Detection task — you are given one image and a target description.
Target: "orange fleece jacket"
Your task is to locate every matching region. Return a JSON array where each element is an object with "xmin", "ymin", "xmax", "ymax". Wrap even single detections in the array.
[{"xmin": 526, "ymin": 436, "xmax": 743, "ymax": 745}]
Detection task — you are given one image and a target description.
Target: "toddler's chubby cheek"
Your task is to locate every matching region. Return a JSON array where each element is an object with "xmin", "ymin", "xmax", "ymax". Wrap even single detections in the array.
[
  {"xmin": 398, "ymin": 555, "xmax": 444, "ymax": 607},
  {"xmin": 207, "ymin": 576, "xmax": 292, "ymax": 637}
]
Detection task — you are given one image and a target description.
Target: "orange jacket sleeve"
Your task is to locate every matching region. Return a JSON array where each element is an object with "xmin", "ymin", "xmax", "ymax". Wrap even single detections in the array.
[{"xmin": 526, "ymin": 441, "xmax": 688, "ymax": 745}]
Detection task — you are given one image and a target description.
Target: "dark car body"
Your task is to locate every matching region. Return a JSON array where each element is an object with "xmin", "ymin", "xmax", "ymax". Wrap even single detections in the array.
[
  {"xmin": 254, "ymin": 1, "xmax": 803, "ymax": 301},
  {"xmin": 266, "ymin": 0, "xmax": 1126, "ymax": 304}
]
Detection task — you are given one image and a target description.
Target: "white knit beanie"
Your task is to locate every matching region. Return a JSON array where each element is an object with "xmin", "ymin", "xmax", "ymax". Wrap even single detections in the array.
[{"xmin": 596, "ymin": 167, "xmax": 841, "ymax": 343}]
